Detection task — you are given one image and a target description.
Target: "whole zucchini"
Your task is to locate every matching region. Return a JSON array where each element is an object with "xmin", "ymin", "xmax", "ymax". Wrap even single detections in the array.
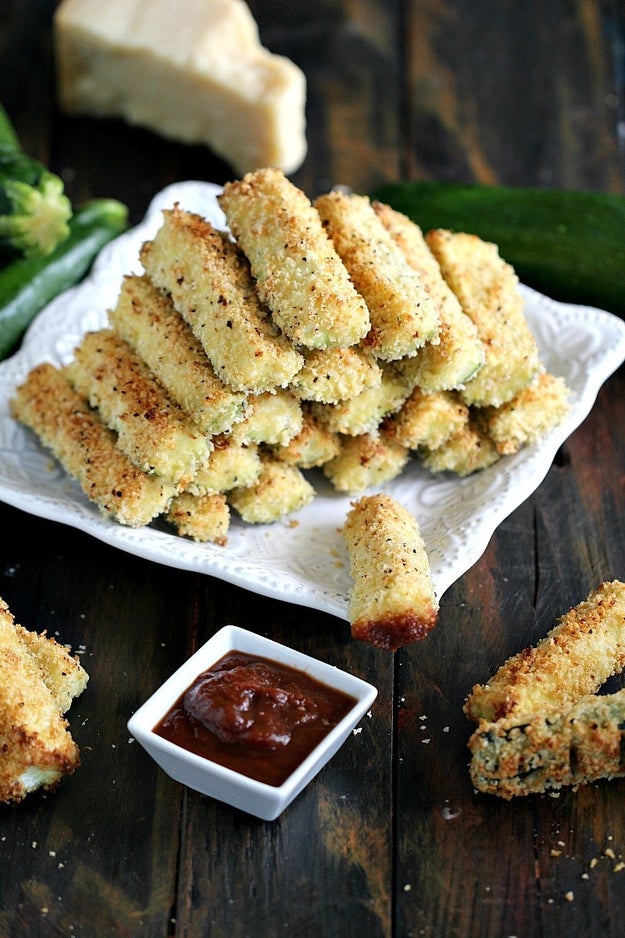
[
  {"xmin": 370, "ymin": 180, "xmax": 625, "ymax": 317},
  {"xmin": 0, "ymin": 198, "xmax": 128, "ymax": 361}
]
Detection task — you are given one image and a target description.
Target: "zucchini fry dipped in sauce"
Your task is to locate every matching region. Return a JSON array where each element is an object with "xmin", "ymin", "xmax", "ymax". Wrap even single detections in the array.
[
  {"xmin": 469, "ymin": 689, "xmax": 625, "ymax": 799},
  {"xmin": 343, "ymin": 494, "xmax": 438, "ymax": 651}
]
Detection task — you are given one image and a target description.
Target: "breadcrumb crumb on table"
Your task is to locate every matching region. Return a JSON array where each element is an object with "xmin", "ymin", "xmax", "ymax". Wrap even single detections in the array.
[{"xmin": 342, "ymin": 493, "xmax": 438, "ymax": 651}]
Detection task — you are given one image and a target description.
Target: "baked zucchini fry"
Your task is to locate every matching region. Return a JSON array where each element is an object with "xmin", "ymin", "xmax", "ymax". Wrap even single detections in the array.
[
  {"xmin": 0, "ymin": 599, "xmax": 86, "ymax": 803},
  {"xmin": 426, "ymin": 229, "xmax": 540, "ymax": 407},
  {"xmin": 66, "ymin": 328, "xmax": 211, "ymax": 486},
  {"xmin": 229, "ymin": 456, "xmax": 315, "ymax": 524},
  {"xmin": 323, "ymin": 432, "xmax": 409, "ymax": 495},
  {"xmin": 230, "ymin": 389, "xmax": 303, "ymax": 447},
  {"xmin": 372, "ymin": 200, "xmax": 484, "ymax": 389},
  {"xmin": 311, "ymin": 363, "xmax": 415, "ymax": 437},
  {"xmin": 166, "ymin": 492, "xmax": 230, "ymax": 544},
  {"xmin": 464, "ymin": 580, "xmax": 625, "ymax": 723},
  {"xmin": 186, "ymin": 437, "xmax": 261, "ymax": 495},
  {"xmin": 271, "ymin": 410, "xmax": 340, "ymax": 468},
  {"xmin": 314, "ymin": 191, "xmax": 439, "ymax": 361},
  {"xmin": 468, "ymin": 689, "xmax": 625, "ymax": 799},
  {"xmin": 289, "ymin": 344, "xmax": 382, "ymax": 404},
  {"xmin": 109, "ymin": 273, "xmax": 248, "ymax": 436},
  {"xmin": 420, "ymin": 417, "xmax": 500, "ymax": 477},
  {"xmin": 219, "ymin": 168, "xmax": 370, "ymax": 349},
  {"xmin": 343, "ymin": 494, "xmax": 438, "ymax": 651},
  {"xmin": 11, "ymin": 363, "xmax": 177, "ymax": 527},
  {"xmin": 15, "ymin": 624, "xmax": 89, "ymax": 715},
  {"xmin": 478, "ymin": 370, "xmax": 570, "ymax": 455},
  {"xmin": 383, "ymin": 388, "xmax": 469, "ymax": 451},
  {"xmin": 140, "ymin": 206, "xmax": 303, "ymax": 393}
]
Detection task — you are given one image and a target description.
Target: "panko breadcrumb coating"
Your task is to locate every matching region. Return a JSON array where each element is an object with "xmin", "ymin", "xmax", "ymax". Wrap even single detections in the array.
[
  {"xmin": 109, "ymin": 273, "xmax": 248, "ymax": 437},
  {"xmin": 478, "ymin": 370, "xmax": 570, "ymax": 455},
  {"xmin": 426, "ymin": 229, "xmax": 540, "ymax": 407},
  {"xmin": 289, "ymin": 344, "xmax": 382, "ymax": 404},
  {"xmin": 271, "ymin": 410, "xmax": 340, "ymax": 468},
  {"xmin": 315, "ymin": 191, "xmax": 439, "ymax": 361},
  {"xmin": 166, "ymin": 491, "xmax": 230, "ymax": 544},
  {"xmin": 219, "ymin": 168, "xmax": 370, "ymax": 349},
  {"xmin": 67, "ymin": 328, "xmax": 211, "ymax": 486},
  {"xmin": 343, "ymin": 494, "xmax": 438, "ymax": 651},
  {"xmin": 383, "ymin": 387, "xmax": 469, "ymax": 452},
  {"xmin": 230, "ymin": 389, "xmax": 303, "ymax": 446},
  {"xmin": 0, "ymin": 598, "xmax": 88, "ymax": 803},
  {"xmin": 11, "ymin": 363, "xmax": 177, "ymax": 527},
  {"xmin": 468, "ymin": 689, "xmax": 625, "ymax": 799},
  {"xmin": 420, "ymin": 418, "xmax": 500, "ymax": 477},
  {"xmin": 323, "ymin": 432, "xmax": 409, "ymax": 495},
  {"xmin": 140, "ymin": 206, "xmax": 303, "ymax": 393},
  {"xmin": 464, "ymin": 580, "xmax": 625, "ymax": 723},
  {"xmin": 311, "ymin": 363, "xmax": 415, "ymax": 437},
  {"xmin": 186, "ymin": 437, "xmax": 261, "ymax": 495},
  {"xmin": 373, "ymin": 201, "xmax": 485, "ymax": 390},
  {"xmin": 229, "ymin": 456, "xmax": 315, "ymax": 523}
]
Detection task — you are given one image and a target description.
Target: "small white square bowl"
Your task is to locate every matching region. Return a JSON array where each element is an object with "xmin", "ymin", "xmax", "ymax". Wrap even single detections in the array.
[{"xmin": 127, "ymin": 625, "xmax": 377, "ymax": 821}]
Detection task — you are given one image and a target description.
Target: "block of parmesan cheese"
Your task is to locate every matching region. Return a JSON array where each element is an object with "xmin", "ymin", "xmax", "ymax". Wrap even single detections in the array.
[{"xmin": 54, "ymin": 0, "xmax": 307, "ymax": 175}]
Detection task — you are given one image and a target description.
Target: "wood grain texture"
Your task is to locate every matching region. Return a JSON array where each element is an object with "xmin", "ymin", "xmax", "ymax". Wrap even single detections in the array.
[{"xmin": 0, "ymin": 1, "xmax": 624, "ymax": 936}]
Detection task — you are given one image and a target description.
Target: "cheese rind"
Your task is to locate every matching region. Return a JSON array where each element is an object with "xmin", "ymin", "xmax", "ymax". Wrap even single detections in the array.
[{"xmin": 54, "ymin": 0, "xmax": 307, "ymax": 175}]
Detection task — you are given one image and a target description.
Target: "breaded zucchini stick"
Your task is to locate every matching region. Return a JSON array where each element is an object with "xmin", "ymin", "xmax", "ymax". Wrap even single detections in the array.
[
  {"xmin": 426, "ymin": 229, "xmax": 540, "ymax": 407},
  {"xmin": 289, "ymin": 344, "xmax": 382, "ymax": 404},
  {"xmin": 219, "ymin": 168, "xmax": 370, "ymax": 349},
  {"xmin": 186, "ymin": 437, "xmax": 261, "ymax": 495},
  {"xmin": 314, "ymin": 191, "xmax": 439, "ymax": 361},
  {"xmin": 478, "ymin": 370, "xmax": 570, "ymax": 455},
  {"xmin": 67, "ymin": 328, "xmax": 211, "ymax": 486},
  {"xmin": 343, "ymin": 494, "xmax": 438, "ymax": 651},
  {"xmin": 109, "ymin": 274, "xmax": 248, "ymax": 437},
  {"xmin": 323, "ymin": 432, "xmax": 409, "ymax": 495},
  {"xmin": 420, "ymin": 418, "xmax": 500, "ymax": 477},
  {"xmin": 464, "ymin": 580, "xmax": 625, "ymax": 723},
  {"xmin": 166, "ymin": 492, "xmax": 230, "ymax": 544},
  {"xmin": 271, "ymin": 410, "xmax": 340, "ymax": 468},
  {"xmin": 383, "ymin": 388, "xmax": 469, "ymax": 451},
  {"xmin": 11, "ymin": 363, "xmax": 177, "ymax": 527},
  {"xmin": 0, "ymin": 598, "xmax": 87, "ymax": 803},
  {"xmin": 230, "ymin": 389, "xmax": 303, "ymax": 446},
  {"xmin": 373, "ymin": 201, "xmax": 484, "ymax": 390},
  {"xmin": 140, "ymin": 206, "xmax": 303, "ymax": 392},
  {"xmin": 16, "ymin": 625, "xmax": 89, "ymax": 715},
  {"xmin": 229, "ymin": 456, "xmax": 315, "ymax": 524},
  {"xmin": 468, "ymin": 689, "xmax": 625, "ymax": 799},
  {"xmin": 311, "ymin": 363, "xmax": 415, "ymax": 437}
]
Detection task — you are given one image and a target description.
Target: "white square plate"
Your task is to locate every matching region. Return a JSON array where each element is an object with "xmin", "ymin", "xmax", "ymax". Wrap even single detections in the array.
[{"xmin": 127, "ymin": 625, "xmax": 378, "ymax": 820}]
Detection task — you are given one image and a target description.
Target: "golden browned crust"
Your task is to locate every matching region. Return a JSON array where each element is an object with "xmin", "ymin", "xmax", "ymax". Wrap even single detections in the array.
[
  {"xmin": 343, "ymin": 493, "xmax": 438, "ymax": 651},
  {"xmin": 219, "ymin": 168, "xmax": 370, "ymax": 349},
  {"xmin": 11, "ymin": 363, "xmax": 176, "ymax": 527},
  {"xmin": 141, "ymin": 205, "xmax": 303, "ymax": 392},
  {"xmin": 464, "ymin": 580, "xmax": 625, "ymax": 723},
  {"xmin": 166, "ymin": 492, "xmax": 230, "ymax": 544},
  {"xmin": 315, "ymin": 191, "xmax": 439, "ymax": 361},
  {"xmin": 426, "ymin": 229, "xmax": 540, "ymax": 407},
  {"xmin": 0, "ymin": 597, "xmax": 88, "ymax": 803}
]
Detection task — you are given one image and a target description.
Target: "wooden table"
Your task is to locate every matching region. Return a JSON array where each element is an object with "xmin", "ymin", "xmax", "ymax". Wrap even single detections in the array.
[{"xmin": 1, "ymin": 2, "xmax": 624, "ymax": 935}]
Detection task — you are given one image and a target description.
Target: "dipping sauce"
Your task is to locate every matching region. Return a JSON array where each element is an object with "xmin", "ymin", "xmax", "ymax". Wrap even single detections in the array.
[{"xmin": 153, "ymin": 651, "xmax": 358, "ymax": 787}]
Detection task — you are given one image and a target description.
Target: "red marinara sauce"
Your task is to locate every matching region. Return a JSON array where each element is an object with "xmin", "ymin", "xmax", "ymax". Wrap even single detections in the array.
[{"xmin": 153, "ymin": 651, "xmax": 357, "ymax": 787}]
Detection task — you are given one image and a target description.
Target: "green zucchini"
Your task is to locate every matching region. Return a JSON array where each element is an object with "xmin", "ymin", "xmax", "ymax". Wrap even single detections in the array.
[
  {"xmin": 0, "ymin": 102, "xmax": 72, "ymax": 258},
  {"xmin": 0, "ymin": 198, "xmax": 128, "ymax": 361},
  {"xmin": 370, "ymin": 180, "xmax": 625, "ymax": 316}
]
